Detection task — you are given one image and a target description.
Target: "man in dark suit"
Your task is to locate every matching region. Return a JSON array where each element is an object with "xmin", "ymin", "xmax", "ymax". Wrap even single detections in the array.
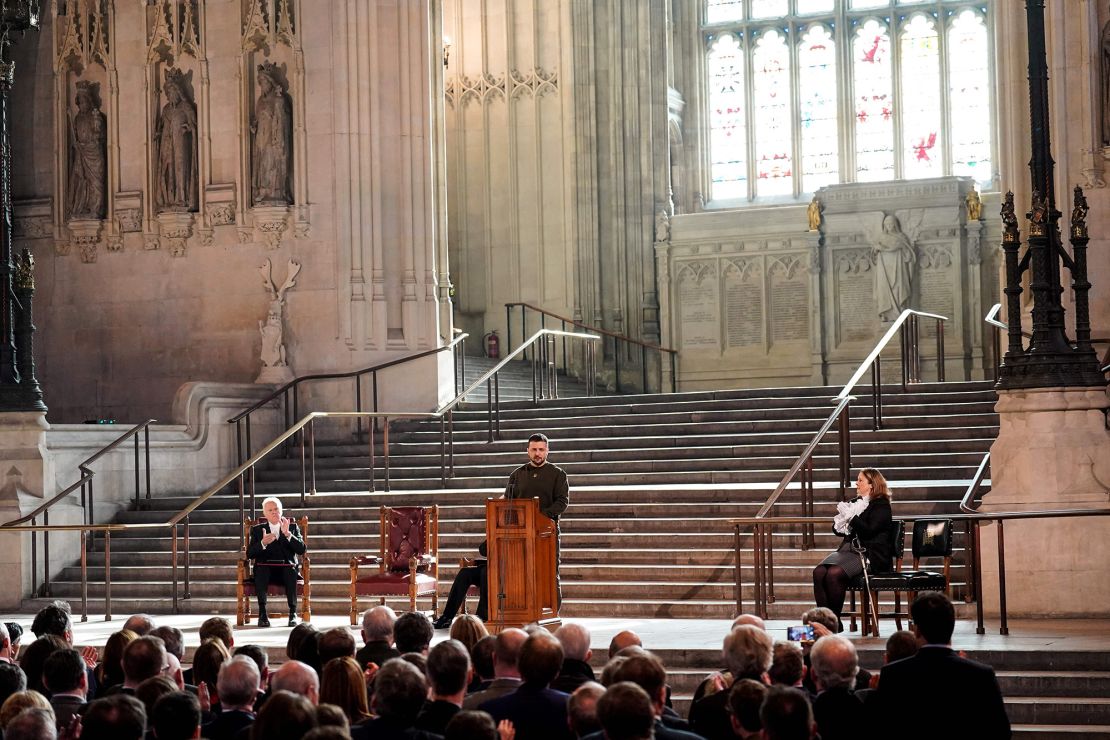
[
  {"xmin": 356, "ymin": 606, "xmax": 401, "ymax": 669},
  {"xmin": 876, "ymin": 591, "xmax": 1011, "ymax": 739},
  {"xmin": 43, "ymin": 648, "xmax": 88, "ymax": 730},
  {"xmin": 809, "ymin": 635, "xmax": 863, "ymax": 740},
  {"xmin": 480, "ymin": 630, "xmax": 573, "ymax": 740},
  {"xmin": 415, "ymin": 640, "xmax": 469, "ymax": 734},
  {"xmin": 246, "ymin": 496, "xmax": 307, "ymax": 627},
  {"xmin": 202, "ymin": 656, "xmax": 259, "ymax": 740},
  {"xmin": 352, "ymin": 659, "xmax": 441, "ymax": 740}
]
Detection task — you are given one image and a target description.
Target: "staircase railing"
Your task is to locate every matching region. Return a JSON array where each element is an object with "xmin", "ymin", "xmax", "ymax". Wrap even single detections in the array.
[
  {"xmin": 228, "ymin": 332, "xmax": 469, "ymax": 465},
  {"xmin": 0, "ymin": 419, "xmax": 155, "ymax": 603},
  {"xmin": 505, "ymin": 302, "xmax": 677, "ymax": 393},
  {"xmin": 0, "ymin": 330, "xmax": 598, "ymax": 622}
]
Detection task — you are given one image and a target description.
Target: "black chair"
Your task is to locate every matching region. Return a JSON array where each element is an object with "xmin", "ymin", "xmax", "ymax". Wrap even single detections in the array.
[
  {"xmin": 904, "ymin": 519, "xmax": 954, "ymax": 597},
  {"xmin": 844, "ymin": 519, "xmax": 905, "ymax": 637}
]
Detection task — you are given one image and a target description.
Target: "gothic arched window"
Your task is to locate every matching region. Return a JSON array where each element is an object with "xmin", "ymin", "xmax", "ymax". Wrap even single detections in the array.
[{"xmin": 703, "ymin": 0, "xmax": 994, "ymax": 204}]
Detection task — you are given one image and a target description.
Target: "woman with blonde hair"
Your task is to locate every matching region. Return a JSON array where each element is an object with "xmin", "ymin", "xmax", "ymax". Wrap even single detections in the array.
[
  {"xmin": 0, "ymin": 689, "xmax": 53, "ymax": 730},
  {"xmin": 191, "ymin": 638, "xmax": 231, "ymax": 711},
  {"xmin": 811, "ymin": 467, "xmax": 894, "ymax": 631},
  {"xmin": 319, "ymin": 656, "xmax": 371, "ymax": 725},
  {"xmin": 96, "ymin": 628, "xmax": 138, "ymax": 691},
  {"xmin": 448, "ymin": 614, "xmax": 489, "ymax": 654}
]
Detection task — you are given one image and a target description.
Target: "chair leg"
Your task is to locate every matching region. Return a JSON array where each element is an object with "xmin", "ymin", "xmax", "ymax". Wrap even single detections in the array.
[
  {"xmin": 894, "ymin": 590, "xmax": 903, "ymax": 632},
  {"xmin": 870, "ymin": 591, "xmax": 881, "ymax": 637},
  {"xmin": 849, "ymin": 591, "xmax": 858, "ymax": 632}
]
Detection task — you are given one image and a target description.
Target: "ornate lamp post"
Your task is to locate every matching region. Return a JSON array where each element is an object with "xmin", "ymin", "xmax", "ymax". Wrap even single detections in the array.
[
  {"xmin": 996, "ymin": 0, "xmax": 1104, "ymax": 389},
  {"xmin": 0, "ymin": 0, "xmax": 44, "ymax": 413}
]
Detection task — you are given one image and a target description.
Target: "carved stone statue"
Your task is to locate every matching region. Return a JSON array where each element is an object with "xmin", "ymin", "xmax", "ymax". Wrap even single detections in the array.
[
  {"xmin": 256, "ymin": 257, "xmax": 302, "ymax": 384},
  {"xmin": 654, "ymin": 208, "xmax": 670, "ymax": 243},
  {"xmin": 154, "ymin": 68, "xmax": 198, "ymax": 213},
  {"xmin": 259, "ymin": 301, "xmax": 286, "ymax": 369},
  {"xmin": 966, "ymin": 189, "xmax": 982, "ymax": 221},
  {"xmin": 252, "ymin": 63, "xmax": 293, "ymax": 205},
  {"xmin": 67, "ymin": 81, "xmax": 107, "ymax": 220},
  {"xmin": 807, "ymin": 196, "xmax": 823, "ymax": 231},
  {"xmin": 872, "ymin": 214, "xmax": 916, "ymax": 323}
]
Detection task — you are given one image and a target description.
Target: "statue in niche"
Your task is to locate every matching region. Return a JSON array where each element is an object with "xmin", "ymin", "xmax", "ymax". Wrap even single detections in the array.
[
  {"xmin": 807, "ymin": 196, "xmax": 823, "ymax": 231},
  {"xmin": 256, "ymin": 257, "xmax": 302, "ymax": 384},
  {"xmin": 154, "ymin": 68, "xmax": 199, "ymax": 213},
  {"xmin": 966, "ymin": 189, "xmax": 982, "ymax": 221},
  {"xmin": 654, "ymin": 208, "xmax": 670, "ymax": 243},
  {"xmin": 66, "ymin": 81, "xmax": 107, "ymax": 220},
  {"xmin": 872, "ymin": 214, "xmax": 916, "ymax": 323},
  {"xmin": 252, "ymin": 62, "xmax": 293, "ymax": 205}
]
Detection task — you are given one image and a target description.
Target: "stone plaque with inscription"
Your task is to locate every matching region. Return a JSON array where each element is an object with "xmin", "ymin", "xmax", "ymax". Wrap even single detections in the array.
[
  {"xmin": 836, "ymin": 250, "xmax": 876, "ymax": 343},
  {"xmin": 769, "ymin": 258, "xmax": 809, "ymax": 344},
  {"xmin": 725, "ymin": 261, "xmax": 763, "ymax": 348},
  {"xmin": 678, "ymin": 263, "xmax": 720, "ymax": 350}
]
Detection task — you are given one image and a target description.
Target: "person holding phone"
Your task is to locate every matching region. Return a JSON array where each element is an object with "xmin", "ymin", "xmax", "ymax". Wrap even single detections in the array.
[
  {"xmin": 247, "ymin": 496, "xmax": 306, "ymax": 627},
  {"xmin": 811, "ymin": 468, "xmax": 893, "ymax": 632}
]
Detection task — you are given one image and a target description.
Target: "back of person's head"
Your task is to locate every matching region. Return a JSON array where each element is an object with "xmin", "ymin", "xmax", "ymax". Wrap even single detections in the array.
[
  {"xmin": 4, "ymin": 623, "xmax": 23, "ymax": 653},
  {"xmin": 768, "ymin": 641, "xmax": 804, "ymax": 686},
  {"xmin": 218, "ymin": 655, "xmax": 261, "ymax": 708},
  {"xmin": 731, "ymin": 614, "xmax": 767, "ymax": 631},
  {"xmin": 800, "ymin": 607, "xmax": 838, "ymax": 634},
  {"xmin": 611, "ymin": 653, "xmax": 666, "ymax": 706},
  {"xmin": 809, "ymin": 635, "xmax": 858, "ymax": 691},
  {"xmin": 568, "ymin": 681, "xmax": 605, "ymax": 737},
  {"xmin": 400, "ymin": 652, "xmax": 427, "ymax": 676},
  {"xmin": 445, "ymin": 709, "xmax": 498, "ymax": 740},
  {"xmin": 911, "ymin": 591, "xmax": 956, "ymax": 644},
  {"xmin": 19, "ymin": 636, "xmax": 67, "ymax": 693},
  {"xmin": 427, "ymin": 639, "xmax": 470, "ymax": 696},
  {"xmin": 598, "ymin": 656, "xmax": 627, "ymax": 687},
  {"xmin": 607, "ymin": 630, "xmax": 641, "ymax": 659},
  {"xmin": 759, "ymin": 686, "xmax": 813, "ymax": 740},
  {"xmin": 0, "ymin": 690, "xmax": 52, "ymax": 730},
  {"xmin": 518, "ymin": 630, "xmax": 563, "ymax": 687},
  {"xmin": 135, "ymin": 675, "xmax": 177, "ymax": 717},
  {"xmin": 286, "ymin": 622, "xmax": 318, "ymax": 661},
  {"xmin": 271, "ymin": 660, "xmax": 320, "ymax": 701},
  {"xmin": 0, "ymin": 662, "xmax": 27, "ymax": 706},
  {"xmin": 294, "ymin": 630, "xmax": 322, "ymax": 674},
  {"xmin": 554, "ymin": 623, "xmax": 592, "ymax": 662},
  {"xmin": 199, "ymin": 617, "xmax": 234, "ymax": 650},
  {"xmin": 372, "ymin": 659, "xmax": 427, "ymax": 722},
  {"xmin": 723, "ymin": 625, "xmax": 773, "ymax": 680},
  {"xmin": 361, "ymin": 605, "xmax": 396, "ymax": 644},
  {"xmin": 3, "ymin": 707, "xmax": 56, "ymax": 740},
  {"xmin": 727, "ymin": 678, "xmax": 768, "ymax": 737},
  {"xmin": 314, "ymin": 702, "xmax": 350, "ymax": 730},
  {"xmin": 122, "ymin": 636, "xmax": 167, "ymax": 684},
  {"xmin": 191, "ymin": 638, "xmax": 230, "ymax": 692},
  {"xmin": 885, "ymin": 629, "xmax": 920, "ymax": 663},
  {"xmin": 318, "ymin": 627, "xmax": 357, "ymax": 665},
  {"xmin": 148, "ymin": 626, "xmax": 185, "ymax": 660},
  {"xmin": 98, "ymin": 630, "xmax": 138, "ymax": 686},
  {"xmin": 493, "ymin": 628, "xmax": 527, "ymax": 675},
  {"xmin": 30, "ymin": 605, "xmax": 70, "ymax": 640},
  {"xmin": 597, "ymin": 682, "xmax": 654, "ymax": 740},
  {"xmin": 42, "ymin": 648, "xmax": 85, "ymax": 695},
  {"xmin": 448, "ymin": 615, "xmax": 489, "ymax": 654},
  {"xmin": 393, "ymin": 612, "xmax": 434, "ymax": 654},
  {"xmin": 122, "ymin": 615, "xmax": 155, "ymax": 637},
  {"xmin": 151, "ymin": 691, "xmax": 200, "ymax": 740},
  {"xmin": 250, "ymin": 690, "xmax": 317, "ymax": 740},
  {"xmin": 319, "ymin": 657, "xmax": 369, "ymax": 724},
  {"xmin": 470, "ymin": 635, "xmax": 497, "ymax": 681},
  {"xmin": 234, "ymin": 644, "xmax": 270, "ymax": 677},
  {"xmin": 302, "ymin": 727, "xmax": 351, "ymax": 740},
  {"xmin": 0, "ymin": 623, "xmax": 8, "ymax": 654},
  {"xmin": 81, "ymin": 694, "xmax": 147, "ymax": 740}
]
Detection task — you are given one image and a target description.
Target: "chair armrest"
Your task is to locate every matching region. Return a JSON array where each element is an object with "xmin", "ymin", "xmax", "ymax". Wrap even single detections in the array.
[
  {"xmin": 459, "ymin": 557, "xmax": 476, "ymax": 568},
  {"xmin": 352, "ymin": 555, "xmax": 381, "ymax": 566}
]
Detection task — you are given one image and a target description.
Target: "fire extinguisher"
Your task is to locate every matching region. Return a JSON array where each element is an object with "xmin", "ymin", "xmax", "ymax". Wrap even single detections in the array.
[{"xmin": 484, "ymin": 330, "xmax": 501, "ymax": 359}]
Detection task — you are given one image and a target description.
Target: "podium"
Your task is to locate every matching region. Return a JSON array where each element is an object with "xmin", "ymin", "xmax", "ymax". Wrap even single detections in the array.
[{"xmin": 486, "ymin": 498, "xmax": 559, "ymax": 628}]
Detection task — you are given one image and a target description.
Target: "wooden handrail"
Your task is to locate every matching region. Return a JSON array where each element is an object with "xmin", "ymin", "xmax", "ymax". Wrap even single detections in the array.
[{"xmin": 506, "ymin": 302, "xmax": 676, "ymax": 354}]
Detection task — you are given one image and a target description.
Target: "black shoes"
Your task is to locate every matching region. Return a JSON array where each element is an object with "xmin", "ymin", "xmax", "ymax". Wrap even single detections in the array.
[
  {"xmin": 288, "ymin": 615, "xmax": 300, "ymax": 627},
  {"xmin": 257, "ymin": 615, "xmax": 271, "ymax": 628},
  {"xmin": 433, "ymin": 614, "xmax": 453, "ymax": 630}
]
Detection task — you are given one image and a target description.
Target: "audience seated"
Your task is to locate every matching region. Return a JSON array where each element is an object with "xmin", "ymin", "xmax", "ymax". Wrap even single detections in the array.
[
  {"xmin": 883, "ymin": 629, "xmax": 919, "ymax": 665},
  {"xmin": 480, "ymin": 630, "xmax": 573, "ymax": 740},
  {"xmin": 190, "ymin": 639, "xmax": 230, "ymax": 707},
  {"xmin": 151, "ymin": 691, "xmax": 201, "ymax": 740},
  {"xmin": 270, "ymin": 660, "xmax": 320, "ymax": 705},
  {"xmin": 4, "ymin": 624, "xmax": 23, "ymax": 660},
  {"xmin": 759, "ymin": 686, "xmax": 814, "ymax": 740},
  {"xmin": 0, "ymin": 662, "xmax": 28, "ymax": 708},
  {"xmin": 106, "ymin": 636, "xmax": 168, "ymax": 697},
  {"xmin": 799, "ymin": 608, "xmax": 870, "ymax": 695},
  {"xmin": 121, "ymin": 615, "xmax": 155, "ymax": 637},
  {"xmin": 768, "ymin": 642, "xmax": 806, "ymax": 691},
  {"xmin": 0, "ymin": 623, "xmax": 13, "ymax": 664},
  {"xmin": 463, "ymin": 628, "xmax": 526, "ymax": 709},
  {"xmin": 134, "ymin": 675, "xmax": 177, "ymax": 718},
  {"xmin": 727, "ymin": 679, "xmax": 768, "ymax": 740},
  {"xmin": 809, "ymin": 636, "xmax": 862, "ymax": 740},
  {"xmin": 468, "ymin": 635, "xmax": 497, "ymax": 693},
  {"xmin": 567, "ymin": 682, "xmax": 605, "ymax": 739},
  {"xmin": 606, "ymin": 631, "xmax": 641, "ymax": 660},
  {"xmin": 551, "ymin": 623, "xmax": 595, "ymax": 694},
  {"xmin": 314, "ymin": 702, "xmax": 351, "ymax": 733},
  {"xmin": 688, "ymin": 625, "xmax": 772, "ymax": 740},
  {"xmin": 149, "ymin": 627, "xmax": 185, "ymax": 664},
  {"xmin": 295, "ymin": 631, "xmax": 323, "ymax": 675},
  {"xmin": 302, "ymin": 727, "xmax": 352, "ymax": 740},
  {"xmin": 5, "ymin": 706, "xmax": 58, "ymax": 740},
  {"xmin": 320, "ymin": 657, "xmax": 371, "ymax": 726},
  {"xmin": 415, "ymin": 639, "xmax": 470, "ymax": 734},
  {"xmin": 19, "ymin": 637, "xmax": 67, "ymax": 695},
  {"xmin": 0, "ymin": 691, "xmax": 54, "ymax": 732},
  {"xmin": 394, "ymin": 613, "xmax": 435, "ymax": 656},
  {"xmin": 199, "ymin": 618, "xmax": 235, "ymax": 651},
  {"xmin": 876, "ymin": 591, "xmax": 1010, "ymax": 740},
  {"xmin": 81, "ymin": 693, "xmax": 147, "ymax": 740},
  {"xmin": 95, "ymin": 630, "xmax": 137, "ymax": 693},
  {"xmin": 41, "ymin": 648, "xmax": 87, "ymax": 730},
  {"xmin": 691, "ymin": 615, "xmax": 768, "ymax": 705},
  {"xmin": 250, "ymin": 690, "xmax": 318, "ymax": 740},
  {"xmin": 352, "ymin": 658, "xmax": 438, "ymax": 740},
  {"xmin": 286, "ymin": 623, "xmax": 319, "ymax": 662},
  {"xmin": 356, "ymin": 607, "xmax": 400, "ymax": 670},
  {"xmin": 597, "ymin": 682, "xmax": 655, "ymax": 740},
  {"xmin": 606, "ymin": 653, "xmax": 699, "ymax": 739},
  {"xmin": 448, "ymin": 616, "xmax": 488, "ymax": 656},
  {"xmin": 318, "ymin": 628, "xmax": 358, "ymax": 667},
  {"xmin": 232, "ymin": 644, "xmax": 270, "ymax": 711},
  {"xmin": 203, "ymin": 655, "xmax": 261, "ymax": 740},
  {"xmin": 444, "ymin": 709, "xmax": 498, "ymax": 740}
]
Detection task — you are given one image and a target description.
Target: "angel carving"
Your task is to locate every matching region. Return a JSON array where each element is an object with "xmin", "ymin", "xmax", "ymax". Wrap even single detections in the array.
[
  {"xmin": 864, "ymin": 210, "xmax": 923, "ymax": 323},
  {"xmin": 257, "ymin": 258, "xmax": 301, "ymax": 381}
]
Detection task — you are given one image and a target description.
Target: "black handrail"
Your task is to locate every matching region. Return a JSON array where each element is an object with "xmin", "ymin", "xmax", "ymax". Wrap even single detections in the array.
[{"xmin": 505, "ymin": 302, "xmax": 677, "ymax": 394}]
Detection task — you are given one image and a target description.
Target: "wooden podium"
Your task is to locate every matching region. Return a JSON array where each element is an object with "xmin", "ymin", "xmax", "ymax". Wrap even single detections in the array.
[{"xmin": 486, "ymin": 498, "xmax": 559, "ymax": 628}]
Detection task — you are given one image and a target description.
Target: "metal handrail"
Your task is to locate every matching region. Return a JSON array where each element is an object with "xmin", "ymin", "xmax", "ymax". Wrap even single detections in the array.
[
  {"xmin": 228, "ymin": 333, "xmax": 469, "ymax": 464},
  {"xmin": 505, "ymin": 302, "xmax": 677, "ymax": 394},
  {"xmin": 985, "ymin": 303, "xmax": 1110, "ymax": 377}
]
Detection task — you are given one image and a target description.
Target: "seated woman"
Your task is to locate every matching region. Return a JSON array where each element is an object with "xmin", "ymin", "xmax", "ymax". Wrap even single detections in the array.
[{"xmin": 811, "ymin": 467, "xmax": 893, "ymax": 631}]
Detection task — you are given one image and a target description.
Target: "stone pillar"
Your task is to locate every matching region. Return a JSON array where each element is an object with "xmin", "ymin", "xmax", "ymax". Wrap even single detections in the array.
[
  {"xmin": 0, "ymin": 411, "xmax": 55, "ymax": 609},
  {"xmin": 979, "ymin": 387, "xmax": 1110, "ymax": 616}
]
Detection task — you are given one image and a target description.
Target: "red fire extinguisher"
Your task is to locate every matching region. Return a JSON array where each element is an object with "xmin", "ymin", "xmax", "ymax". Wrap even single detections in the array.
[{"xmin": 485, "ymin": 330, "xmax": 501, "ymax": 359}]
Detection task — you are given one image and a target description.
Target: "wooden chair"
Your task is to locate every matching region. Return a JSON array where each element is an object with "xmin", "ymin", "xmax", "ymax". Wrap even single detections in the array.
[
  {"xmin": 236, "ymin": 515, "xmax": 311, "ymax": 626},
  {"xmin": 349, "ymin": 505, "xmax": 439, "ymax": 624}
]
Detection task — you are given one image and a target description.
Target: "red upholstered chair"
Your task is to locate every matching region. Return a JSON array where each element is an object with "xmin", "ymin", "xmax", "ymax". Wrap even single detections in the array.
[
  {"xmin": 349, "ymin": 506, "xmax": 439, "ymax": 624},
  {"xmin": 236, "ymin": 515, "xmax": 311, "ymax": 627}
]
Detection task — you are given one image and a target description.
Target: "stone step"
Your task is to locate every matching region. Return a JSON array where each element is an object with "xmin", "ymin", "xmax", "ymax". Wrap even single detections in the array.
[
  {"xmin": 997, "ymin": 672, "xmax": 1110, "ymax": 698},
  {"xmin": 1005, "ymin": 697, "xmax": 1110, "ymax": 726}
]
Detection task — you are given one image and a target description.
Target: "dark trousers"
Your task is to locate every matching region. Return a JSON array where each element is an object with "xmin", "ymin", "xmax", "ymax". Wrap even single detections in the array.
[
  {"xmin": 441, "ymin": 561, "xmax": 488, "ymax": 621},
  {"xmin": 254, "ymin": 564, "xmax": 297, "ymax": 614}
]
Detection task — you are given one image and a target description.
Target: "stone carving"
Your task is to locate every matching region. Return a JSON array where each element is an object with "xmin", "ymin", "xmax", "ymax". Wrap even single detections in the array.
[
  {"xmin": 654, "ymin": 209, "xmax": 670, "ymax": 243},
  {"xmin": 1028, "ymin": 190, "xmax": 1048, "ymax": 237},
  {"xmin": 157, "ymin": 212, "xmax": 194, "ymax": 257},
  {"xmin": 807, "ymin": 196, "xmax": 823, "ymax": 231},
  {"xmin": 143, "ymin": 234, "xmax": 160, "ymax": 251},
  {"xmin": 206, "ymin": 202, "xmax": 235, "ymax": 226},
  {"xmin": 965, "ymin": 188, "xmax": 981, "ymax": 221},
  {"xmin": 55, "ymin": 240, "xmax": 72, "ymax": 257},
  {"xmin": 66, "ymin": 81, "xmax": 107, "ymax": 220},
  {"xmin": 252, "ymin": 63, "xmax": 293, "ymax": 205},
  {"xmin": 1071, "ymin": 185, "xmax": 1089, "ymax": 239},
  {"xmin": 106, "ymin": 235, "xmax": 123, "ymax": 252},
  {"xmin": 253, "ymin": 204, "xmax": 290, "ymax": 249},
  {"xmin": 1001, "ymin": 190, "xmax": 1019, "ymax": 244},
  {"xmin": 871, "ymin": 215, "xmax": 916, "ymax": 323},
  {"xmin": 69, "ymin": 220, "xmax": 102, "ymax": 263},
  {"xmin": 13, "ymin": 217, "xmax": 52, "ymax": 240},
  {"xmin": 154, "ymin": 68, "xmax": 199, "ymax": 213},
  {"xmin": 257, "ymin": 257, "xmax": 302, "ymax": 384},
  {"xmin": 116, "ymin": 208, "xmax": 142, "ymax": 233},
  {"xmin": 15, "ymin": 249, "xmax": 34, "ymax": 290}
]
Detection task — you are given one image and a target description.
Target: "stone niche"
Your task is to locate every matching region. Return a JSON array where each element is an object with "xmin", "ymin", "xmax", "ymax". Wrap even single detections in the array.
[{"xmin": 659, "ymin": 177, "xmax": 1000, "ymax": 390}]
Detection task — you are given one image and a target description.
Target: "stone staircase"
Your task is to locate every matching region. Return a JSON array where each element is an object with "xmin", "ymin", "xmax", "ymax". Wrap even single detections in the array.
[{"xmin": 458, "ymin": 356, "xmax": 590, "ymax": 402}]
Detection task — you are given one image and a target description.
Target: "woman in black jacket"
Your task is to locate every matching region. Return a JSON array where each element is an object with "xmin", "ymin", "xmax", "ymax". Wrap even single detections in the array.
[{"xmin": 812, "ymin": 468, "xmax": 894, "ymax": 631}]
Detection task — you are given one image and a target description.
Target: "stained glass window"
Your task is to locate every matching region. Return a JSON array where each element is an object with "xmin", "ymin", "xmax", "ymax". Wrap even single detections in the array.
[
  {"xmin": 853, "ymin": 19, "xmax": 894, "ymax": 182},
  {"xmin": 751, "ymin": 0, "xmax": 789, "ymax": 19},
  {"xmin": 948, "ymin": 9, "xmax": 992, "ymax": 186},
  {"xmin": 752, "ymin": 28, "xmax": 793, "ymax": 196},
  {"xmin": 799, "ymin": 25, "xmax": 838, "ymax": 191},
  {"xmin": 900, "ymin": 14, "xmax": 942, "ymax": 179},
  {"xmin": 707, "ymin": 0, "xmax": 744, "ymax": 24},
  {"xmin": 708, "ymin": 33, "xmax": 748, "ymax": 200}
]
